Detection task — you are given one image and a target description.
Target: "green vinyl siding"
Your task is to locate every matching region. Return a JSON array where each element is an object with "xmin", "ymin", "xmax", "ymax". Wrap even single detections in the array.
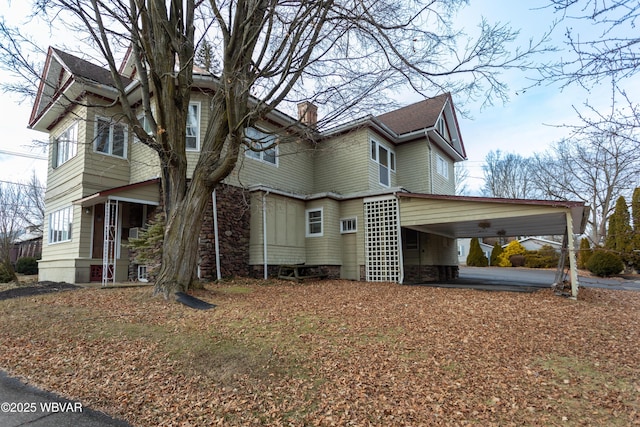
[
  {"xmin": 249, "ymin": 192, "xmax": 306, "ymax": 265},
  {"xmin": 396, "ymin": 141, "xmax": 431, "ymax": 193},
  {"xmin": 313, "ymin": 130, "xmax": 370, "ymax": 194}
]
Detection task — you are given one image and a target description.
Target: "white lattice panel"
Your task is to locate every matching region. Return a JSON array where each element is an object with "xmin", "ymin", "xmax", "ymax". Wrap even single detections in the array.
[{"xmin": 364, "ymin": 196, "xmax": 403, "ymax": 282}]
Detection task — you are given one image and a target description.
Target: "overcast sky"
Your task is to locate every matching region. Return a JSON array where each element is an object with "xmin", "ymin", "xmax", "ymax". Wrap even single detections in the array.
[{"xmin": 1, "ymin": 0, "xmax": 638, "ymax": 194}]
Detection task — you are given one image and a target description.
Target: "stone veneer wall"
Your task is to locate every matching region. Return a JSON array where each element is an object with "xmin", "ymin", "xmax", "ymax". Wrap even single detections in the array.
[
  {"xmin": 198, "ymin": 184, "xmax": 251, "ymax": 279},
  {"xmin": 403, "ymin": 265, "xmax": 459, "ymax": 284},
  {"xmin": 358, "ymin": 264, "xmax": 458, "ymax": 284}
]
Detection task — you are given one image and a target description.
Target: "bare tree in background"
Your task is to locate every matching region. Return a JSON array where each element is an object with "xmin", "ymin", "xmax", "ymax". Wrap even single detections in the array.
[
  {"xmin": 543, "ymin": 1, "xmax": 639, "ymax": 143},
  {"xmin": 23, "ymin": 172, "xmax": 45, "ymax": 233},
  {"xmin": 532, "ymin": 130, "xmax": 640, "ymax": 245},
  {"xmin": 454, "ymin": 163, "xmax": 471, "ymax": 196},
  {"xmin": 545, "ymin": 0, "xmax": 640, "ymax": 88},
  {"xmin": 0, "ymin": 0, "xmax": 554, "ymax": 296},
  {"xmin": 481, "ymin": 150, "xmax": 542, "ymax": 199}
]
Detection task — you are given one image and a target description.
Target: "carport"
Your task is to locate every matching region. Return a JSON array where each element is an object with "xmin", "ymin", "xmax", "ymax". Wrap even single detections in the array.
[{"xmin": 397, "ymin": 193, "xmax": 590, "ymax": 298}]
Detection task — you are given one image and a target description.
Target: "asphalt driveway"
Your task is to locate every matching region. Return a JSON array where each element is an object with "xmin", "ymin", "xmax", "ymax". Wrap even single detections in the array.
[{"xmin": 427, "ymin": 266, "xmax": 640, "ymax": 292}]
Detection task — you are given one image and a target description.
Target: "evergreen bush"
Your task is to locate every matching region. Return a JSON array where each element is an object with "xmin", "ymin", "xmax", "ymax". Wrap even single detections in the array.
[
  {"xmin": 577, "ymin": 238, "xmax": 592, "ymax": 269},
  {"xmin": 0, "ymin": 264, "xmax": 14, "ymax": 283},
  {"xmin": 497, "ymin": 240, "xmax": 526, "ymax": 267},
  {"xmin": 15, "ymin": 257, "xmax": 38, "ymax": 275},
  {"xmin": 489, "ymin": 242, "xmax": 502, "ymax": 266},
  {"xmin": 524, "ymin": 244, "xmax": 560, "ymax": 268},
  {"xmin": 586, "ymin": 250, "xmax": 624, "ymax": 277},
  {"xmin": 466, "ymin": 237, "xmax": 488, "ymax": 267}
]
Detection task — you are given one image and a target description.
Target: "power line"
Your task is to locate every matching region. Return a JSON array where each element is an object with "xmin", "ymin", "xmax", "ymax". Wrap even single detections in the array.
[{"xmin": 0, "ymin": 148, "xmax": 47, "ymax": 160}]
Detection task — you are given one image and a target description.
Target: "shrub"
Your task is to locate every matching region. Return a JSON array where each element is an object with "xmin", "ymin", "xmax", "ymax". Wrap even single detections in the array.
[
  {"xmin": 577, "ymin": 238, "xmax": 592, "ymax": 269},
  {"xmin": 586, "ymin": 250, "xmax": 624, "ymax": 277},
  {"xmin": 15, "ymin": 257, "xmax": 38, "ymax": 275},
  {"xmin": 524, "ymin": 245, "xmax": 560, "ymax": 268},
  {"xmin": 0, "ymin": 264, "xmax": 14, "ymax": 283},
  {"xmin": 489, "ymin": 242, "xmax": 503, "ymax": 266},
  {"xmin": 497, "ymin": 240, "xmax": 526, "ymax": 267},
  {"xmin": 466, "ymin": 237, "xmax": 488, "ymax": 267}
]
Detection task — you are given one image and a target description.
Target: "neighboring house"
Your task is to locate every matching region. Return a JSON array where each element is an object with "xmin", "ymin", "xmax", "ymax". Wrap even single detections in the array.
[
  {"xmin": 10, "ymin": 227, "xmax": 43, "ymax": 264},
  {"xmin": 29, "ymin": 47, "xmax": 588, "ymax": 287},
  {"xmin": 517, "ymin": 237, "xmax": 563, "ymax": 252}
]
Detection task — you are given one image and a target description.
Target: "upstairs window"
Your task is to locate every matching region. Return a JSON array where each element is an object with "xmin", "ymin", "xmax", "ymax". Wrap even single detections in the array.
[
  {"xmin": 186, "ymin": 102, "xmax": 200, "ymax": 151},
  {"xmin": 370, "ymin": 139, "xmax": 395, "ymax": 187},
  {"xmin": 134, "ymin": 111, "xmax": 154, "ymax": 143},
  {"xmin": 95, "ymin": 117, "xmax": 127, "ymax": 158},
  {"xmin": 53, "ymin": 122, "xmax": 78, "ymax": 168},
  {"xmin": 436, "ymin": 154, "xmax": 449, "ymax": 179},
  {"xmin": 245, "ymin": 127, "xmax": 278, "ymax": 165}
]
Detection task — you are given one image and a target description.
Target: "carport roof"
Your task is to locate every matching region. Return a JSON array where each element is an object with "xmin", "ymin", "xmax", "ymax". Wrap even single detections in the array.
[{"xmin": 398, "ymin": 193, "xmax": 589, "ymax": 238}]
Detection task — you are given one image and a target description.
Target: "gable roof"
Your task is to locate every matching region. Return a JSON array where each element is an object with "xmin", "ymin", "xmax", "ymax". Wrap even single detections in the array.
[
  {"xmin": 51, "ymin": 48, "xmax": 131, "ymax": 88},
  {"xmin": 29, "ymin": 48, "xmax": 133, "ymax": 131},
  {"xmin": 376, "ymin": 93, "xmax": 449, "ymax": 134}
]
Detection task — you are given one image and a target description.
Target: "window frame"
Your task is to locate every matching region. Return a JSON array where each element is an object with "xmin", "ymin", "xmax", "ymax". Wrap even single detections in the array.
[
  {"xmin": 48, "ymin": 206, "xmax": 73, "ymax": 244},
  {"xmin": 94, "ymin": 116, "xmax": 128, "ymax": 159},
  {"xmin": 305, "ymin": 208, "xmax": 323, "ymax": 237},
  {"xmin": 244, "ymin": 126, "xmax": 279, "ymax": 166},
  {"xmin": 340, "ymin": 217, "xmax": 357, "ymax": 234},
  {"xmin": 370, "ymin": 139, "xmax": 396, "ymax": 187},
  {"xmin": 436, "ymin": 154, "xmax": 449, "ymax": 179},
  {"xmin": 53, "ymin": 121, "xmax": 78, "ymax": 168},
  {"xmin": 186, "ymin": 101, "xmax": 201, "ymax": 151},
  {"xmin": 134, "ymin": 109, "xmax": 155, "ymax": 144}
]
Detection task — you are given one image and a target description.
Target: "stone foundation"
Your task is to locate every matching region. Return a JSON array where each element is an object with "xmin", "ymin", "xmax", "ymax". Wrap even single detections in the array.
[
  {"xmin": 403, "ymin": 265, "xmax": 459, "ymax": 284},
  {"xmin": 198, "ymin": 184, "xmax": 251, "ymax": 280}
]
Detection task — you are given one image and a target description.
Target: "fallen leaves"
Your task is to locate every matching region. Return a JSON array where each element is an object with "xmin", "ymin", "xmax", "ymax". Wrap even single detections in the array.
[{"xmin": 0, "ymin": 280, "xmax": 639, "ymax": 426}]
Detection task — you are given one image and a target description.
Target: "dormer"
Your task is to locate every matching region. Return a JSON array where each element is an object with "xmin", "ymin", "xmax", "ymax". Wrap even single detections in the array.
[{"xmin": 375, "ymin": 92, "xmax": 466, "ymax": 162}]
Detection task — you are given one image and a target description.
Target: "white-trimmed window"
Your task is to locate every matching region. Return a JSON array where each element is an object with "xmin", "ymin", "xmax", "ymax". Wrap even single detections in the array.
[
  {"xmin": 340, "ymin": 217, "xmax": 357, "ymax": 234},
  {"xmin": 48, "ymin": 206, "xmax": 73, "ymax": 244},
  {"xmin": 134, "ymin": 111, "xmax": 154, "ymax": 143},
  {"xmin": 53, "ymin": 122, "xmax": 78, "ymax": 168},
  {"xmin": 245, "ymin": 127, "xmax": 278, "ymax": 165},
  {"xmin": 436, "ymin": 154, "xmax": 449, "ymax": 179},
  {"xmin": 370, "ymin": 139, "xmax": 395, "ymax": 187},
  {"xmin": 306, "ymin": 208, "xmax": 323, "ymax": 237},
  {"xmin": 95, "ymin": 117, "xmax": 127, "ymax": 158},
  {"xmin": 186, "ymin": 102, "xmax": 200, "ymax": 151}
]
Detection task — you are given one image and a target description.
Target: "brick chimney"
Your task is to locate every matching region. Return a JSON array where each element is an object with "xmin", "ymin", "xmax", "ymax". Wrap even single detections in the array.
[{"xmin": 297, "ymin": 101, "xmax": 318, "ymax": 127}]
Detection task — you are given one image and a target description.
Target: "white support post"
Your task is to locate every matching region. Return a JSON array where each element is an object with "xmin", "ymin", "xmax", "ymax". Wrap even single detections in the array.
[
  {"xmin": 102, "ymin": 199, "xmax": 119, "ymax": 287},
  {"xmin": 566, "ymin": 211, "xmax": 579, "ymax": 299}
]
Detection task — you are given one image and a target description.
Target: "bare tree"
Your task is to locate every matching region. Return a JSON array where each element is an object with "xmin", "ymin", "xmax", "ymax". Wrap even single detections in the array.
[
  {"xmin": 532, "ymin": 130, "xmax": 640, "ymax": 245},
  {"xmin": 22, "ymin": 172, "xmax": 45, "ymax": 233},
  {"xmin": 454, "ymin": 163, "xmax": 471, "ymax": 196},
  {"xmin": 0, "ymin": 182, "xmax": 24, "ymax": 281},
  {"xmin": 544, "ymin": 0, "xmax": 640, "ymax": 88},
  {"xmin": 1, "ymin": 0, "xmax": 554, "ymax": 296},
  {"xmin": 481, "ymin": 150, "xmax": 542, "ymax": 199}
]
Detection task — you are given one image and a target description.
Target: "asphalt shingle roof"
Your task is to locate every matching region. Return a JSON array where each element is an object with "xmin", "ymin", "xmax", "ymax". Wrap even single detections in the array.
[
  {"xmin": 376, "ymin": 93, "xmax": 449, "ymax": 135},
  {"xmin": 52, "ymin": 47, "xmax": 132, "ymax": 87}
]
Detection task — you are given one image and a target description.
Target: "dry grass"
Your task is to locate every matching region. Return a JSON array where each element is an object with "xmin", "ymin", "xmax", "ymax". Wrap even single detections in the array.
[{"xmin": 0, "ymin": 279, "xmax": 639, "ymax": 426}]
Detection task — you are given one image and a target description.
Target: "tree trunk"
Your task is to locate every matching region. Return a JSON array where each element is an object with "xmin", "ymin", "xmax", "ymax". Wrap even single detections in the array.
[{"xmin": 153, "ymin": 179, "xmax": 213, "ymax": 297}]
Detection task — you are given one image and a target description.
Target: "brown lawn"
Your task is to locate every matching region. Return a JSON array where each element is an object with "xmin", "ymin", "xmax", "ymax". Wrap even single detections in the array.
[{"xmin": 0, "ymin": 279, "xmax": 638, "ymax": 426}]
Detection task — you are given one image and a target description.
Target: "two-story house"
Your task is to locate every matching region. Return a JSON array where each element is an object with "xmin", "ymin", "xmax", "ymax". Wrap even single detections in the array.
[{"xmin": 29, "ymin": 47, "xmax": 588, "ymax": 291}]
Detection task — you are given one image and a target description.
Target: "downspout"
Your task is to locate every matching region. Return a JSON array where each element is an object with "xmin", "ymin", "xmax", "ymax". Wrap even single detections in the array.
[
  {"xmin": 262, "ymin": 190, "xmax": 270, "ymax": 279},
  {"xmin": 212, "ymin": 190, "xmax": 221, "ymax": 281}
]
